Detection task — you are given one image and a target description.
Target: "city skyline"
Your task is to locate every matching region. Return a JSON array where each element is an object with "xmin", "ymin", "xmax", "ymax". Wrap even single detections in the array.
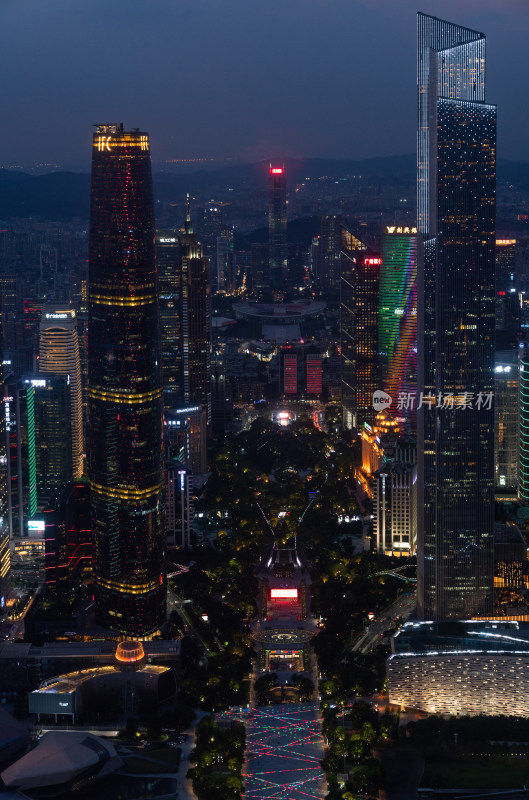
[{"xmin": 2, "ymin": 0, "xmax": 529, "ymax": 169}]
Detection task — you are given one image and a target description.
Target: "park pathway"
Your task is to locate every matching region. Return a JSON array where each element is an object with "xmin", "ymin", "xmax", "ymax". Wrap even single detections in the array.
[{"xmin": 234, "ymin": 546, "xmax": 327, "ymax": 799}]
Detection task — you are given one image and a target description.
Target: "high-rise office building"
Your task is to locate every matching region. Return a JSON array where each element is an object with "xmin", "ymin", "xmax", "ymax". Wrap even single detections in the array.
[
  {"xmin": 88, "ymin": 124, "xmax": 165, "ymax": 636},
  {"xmin": 31, "ymin": 375, "xmax": 72, "ymax": 504},
  {"xmin": 519, "ymin": 343, "xmax": 529, "ymax": 505},
  {"xmin": 496, "ymin": 238, "xmax": 517, "ymax": 291},
  {"xmin": 44, "ymin": 482, "xmax": 92, "ymax": 595},
  {"xmin": 40, "ymin": 246, "xmax": 58, "ymax": 290},
  {"xmin": 156, "ymin": 231, "xmax": 182, "ymax": 412},
  {"xmin": 199, "ymin": 203, "xmax": 223, "ymax": 269},
  {"xmin": 318, "ymin": 215, "xmax": 342, "ymax": 296},
  {"xmin": 269, "ymin": 165, "xmax": 287, "ymax": 284},
  {"xmin": 165, "ymin": 462, "xmax": 193, "ymax": 549},
  {"xmin": 4, "ymin": 378, "xmax": 37, "ymax": 538},
  {"xmin": 283, "ymin": 350, "xmax": 298, "ymax": 395},
  {"xmin": 374, "ymin": 444, "xmax": 417, "ymax": 557},
  {"xmin": 306, "ymin": 352, "xmax": 323, "ymax": 396},
  {"xmin": 216, "ymin": 228, "xmax": 235, "ymax": 292},
  {"xmin": 165, "ymin": 405, "xmax": 207, "ymax": 475},
  {"xmin": 0, "ymin": 321, "xmax": 9, "ymax": 605},
  {"xmin": 379, "ymin": 226, "xmax": 417, "ymax": 433},
  {"xmin": 39, "ymin": 304, "xmax": 83, "ymax": 479},
  {"xmin": 417, "ymin": 14, "xmax": 496, "ymax": 620},
  {"xmin": 180, "ymin": 197, "xmax": 212, "ymax": 426},
  {"xmin": 494, "ymin": 353, "xmax": 518, "ymax": 493},
  {"xmin": 251, "ymin": 243, "xmax": 269, "ymax": 299},
  {"xmin": 495, "ymin": 239, "xmax": 520, "ymax": 340},
  {"xmin": 340, "ymin": 226, "xmax": 381, "ymax": 430}
]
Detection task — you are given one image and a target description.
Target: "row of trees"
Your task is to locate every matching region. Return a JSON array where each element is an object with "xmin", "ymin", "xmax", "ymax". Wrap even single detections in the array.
[{"xmin": 187, "ymin": 716, "xmax": 245, "ymax": 800}]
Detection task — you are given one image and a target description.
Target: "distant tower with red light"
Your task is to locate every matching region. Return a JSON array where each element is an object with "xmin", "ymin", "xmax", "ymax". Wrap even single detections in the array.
[{"xmin": 269, "ymin": 165, "xmax": 287, "ymax": 285}]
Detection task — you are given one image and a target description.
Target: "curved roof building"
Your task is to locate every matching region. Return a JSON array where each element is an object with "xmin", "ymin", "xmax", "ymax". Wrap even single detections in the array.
[{"xmin": 1, "ymin": 731, "xmax": 122, "ymax": 794}]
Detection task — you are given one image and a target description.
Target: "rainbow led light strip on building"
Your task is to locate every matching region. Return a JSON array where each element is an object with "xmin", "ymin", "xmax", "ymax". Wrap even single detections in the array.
[{"xmin": 379, "ymin": 227, "xmax": 417, "ymax": 431}]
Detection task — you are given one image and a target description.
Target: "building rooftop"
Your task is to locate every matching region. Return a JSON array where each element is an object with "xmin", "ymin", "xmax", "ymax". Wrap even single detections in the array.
[
  {"xmin": 392, "ymin": 619, "xmax": 529, "ymax": 656},
  {"xmin": 1, "ymin": 731, "xmax": 122, "ymax": 792}
]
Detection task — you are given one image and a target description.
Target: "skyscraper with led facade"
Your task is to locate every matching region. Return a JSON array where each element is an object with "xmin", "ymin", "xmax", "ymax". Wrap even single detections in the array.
[
  {"xmin": 379, "ymin": 226, "xmax": 417, "ymax": 434},
  {"xmin": 269, "ymin": 165, "xmax": 287, "ymax": 285},
  {"xmin": 88, "ymin": 124, "xmax": 165, "ymax": 636},
  {"xmin": 519, "ymin": 343, "xmax": 529, "ymax": 505},
  {"xmin": 39, "ymin": 304, "xmax": 83, "ymax": 480},
  {"xmin": 417, "ymin": 14, "xmax": 496, "ymax": 620}
]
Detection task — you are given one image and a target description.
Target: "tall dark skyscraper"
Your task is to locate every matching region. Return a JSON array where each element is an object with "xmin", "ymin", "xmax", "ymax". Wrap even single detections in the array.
[
  {"xmin": 340, "ymin": 226, "xmax": 381, "ymax": 430},
  {"xmin": 88, "ymin": 124, "xmax": 165, "ymax": 636},
  {"xmin": 318, "ymin": 215, "xmax": 342, "ymax": 296},
  {"xmin": 180, "ymin": 197, "xmax": 212, "ymax": 426},
  {"xmin": 268, "ymin": 165, "xmax": 287, "ymax": 285},
  {"xmin": 417, "ymin": 14, "xmax": 496, "ymax": 620}
]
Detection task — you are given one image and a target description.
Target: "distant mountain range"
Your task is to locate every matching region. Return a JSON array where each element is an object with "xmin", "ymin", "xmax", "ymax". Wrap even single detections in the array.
[{"xmin": 0, "ymin": 154, "xmax": 527, "ymax": 221}]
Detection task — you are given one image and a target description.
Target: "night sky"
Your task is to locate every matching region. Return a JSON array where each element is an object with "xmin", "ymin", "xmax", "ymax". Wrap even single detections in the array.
[{"xmin": 3, "ymin": 0, "xmax": 529, "ymax": 169}]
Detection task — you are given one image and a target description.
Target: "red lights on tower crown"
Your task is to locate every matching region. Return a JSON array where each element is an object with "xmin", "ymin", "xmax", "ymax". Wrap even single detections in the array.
[{"xmin": 270, "ymin": 167, "xmax": 284, "ymax": 174}]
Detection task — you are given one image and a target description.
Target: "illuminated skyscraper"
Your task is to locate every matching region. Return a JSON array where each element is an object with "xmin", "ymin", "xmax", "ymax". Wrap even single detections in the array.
[
  {"xmin": 156, "ymin": 231, "xmax": 182, "ymax": 412},
  {"xmin": 417, "ymin": 14, "xmax": 496, "ymax": 620},
  {"xmin": 283, "ymin": 350, "xmax": 298, "ymax": 395},
  {"xmin": 495, "ymin": 239, "xmax": 520, "ymax": 339},
  {"xmin": 39, "ymin": 304, "xmax": 83, "ymax": 479},
  {"xmin": 44, "ymin": 482, "xmax": 92, "ymax": 595},
  {"xmin": 269, "ymin": 165, "xmax": 287, "ymax": 284},
  {"xmin": 31, "ymin": 375, "xmax": 72, "ymax": 504},
  {"xmin": 379, "ymin": 226, "xmax": 417, "ymax": 433},
  {"xmin": 88, "ymin": 124, "xmax": 165, "ymax": 636},
  {"xmin": 180, "ymin": 197, "xmax": 212, "ymax": 425},
  {"xmin": 4, "ymin": 378, "xmax": 37, "ymax": 538},
  {"xmin": 0, "ymin": 320, "xmax": 9, "ymax": 604},
  {"xmin": 494, "ymin": 353, "xmax": 518, "ymax": 493},
  {"xmin": 306, "ymin": 352, "xmax": 323, "ymax": 396},
  {"xmin": 519, "ymin": 344, "xmax": 529, "ymax": 505},
  {"xmin": 340, "ymin": 226, "xmax": 381, "ymax": 430}
]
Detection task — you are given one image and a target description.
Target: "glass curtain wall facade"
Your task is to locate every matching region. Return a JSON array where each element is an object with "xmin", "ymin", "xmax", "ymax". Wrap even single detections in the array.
[
  {"xmin": 33, "ymin": 375, "xmax": 72, "ymax": 504},
  {"xmin": 5, "ymin": 380, "xmax": 37, "ymax": 538},
  {"xmin": 180, "ymin": 199, "xmax": 212, "ymax": 426},
  {"xmin": 88, "ymin": 124, "xmax": 165, "ymax": 636},
  {"xmin": 379, "ymin": 228, "xmax": 418, "ymax": 434},
  {"xmin": 268, "ymin": 166, "xmax": 288, "ymax": 285},
  {"xmin": 39, "ymin": 305, "xmax": 83, "ymax": 479},
  {"xmin": 494, "ymin": 355, "xmax": 518, "ymax": 493},
  {"xmin": 519, "ymin": 344, "xmax": 529, "ymax": 505},
  {"xmin": 340, "ymin": 226, "xmax": 379, "ymax": 430},
  {"xmin": 156, "ymin": 232, "xmax": 182, "ymax": 413},
  {"xmin": 417, "ymin": 14, "xmax": 496, "ymax": 620}
]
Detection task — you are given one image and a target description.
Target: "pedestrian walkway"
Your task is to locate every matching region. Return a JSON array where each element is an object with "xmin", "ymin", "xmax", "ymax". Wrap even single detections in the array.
[{"xmin": 243, "ymin": 704, "xmax": 326, "ymax": 799}]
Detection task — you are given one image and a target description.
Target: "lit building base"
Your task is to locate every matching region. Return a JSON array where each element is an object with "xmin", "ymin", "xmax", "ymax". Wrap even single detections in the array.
[
  {"xmin": 95, "ymin": 582, "xmax": 166, "ymax": 637},
  {"xmin": 388, "ymin": 620, "xmax": 529, "ymax": 716},
  {"xmin": 387, "ymin": 651, "xmax": 529, "ymax": 716}
]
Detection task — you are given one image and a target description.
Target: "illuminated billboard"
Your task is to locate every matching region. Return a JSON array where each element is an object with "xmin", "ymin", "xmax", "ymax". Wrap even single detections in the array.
[{"xmin": 270, "ymin": 588, "xmax": 298, "ymax": 599}]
